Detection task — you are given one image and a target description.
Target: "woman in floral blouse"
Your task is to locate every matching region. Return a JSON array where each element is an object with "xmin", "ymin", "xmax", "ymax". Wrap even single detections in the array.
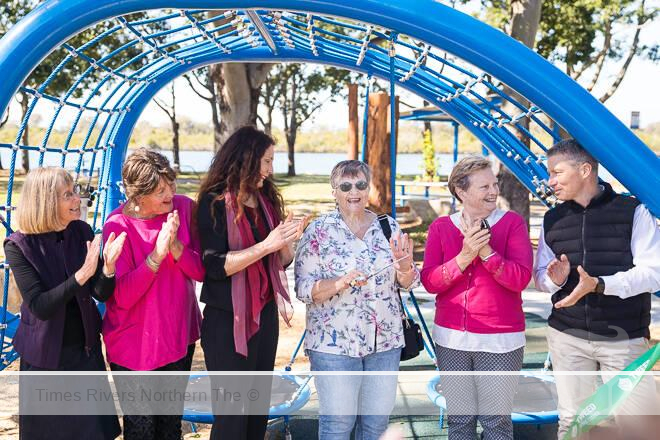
[{"xmin": 295, "ymin": 160, "xmax": 420, "ymax": 440}]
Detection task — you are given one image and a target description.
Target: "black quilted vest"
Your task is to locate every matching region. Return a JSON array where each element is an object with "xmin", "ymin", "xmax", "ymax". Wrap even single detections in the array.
[{"xmin": 544, "ymin": 183, "xmax": 650, "ymax": 340}]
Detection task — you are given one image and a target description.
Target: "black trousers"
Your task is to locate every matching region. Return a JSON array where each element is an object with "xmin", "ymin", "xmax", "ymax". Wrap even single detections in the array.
[
  {"xmin": 19, "ymin": 343, "xmax": 121, "ymax": 440},
  {"xmin": 201, "ymin": 300, "xmax": 279, "ymax": 440},
  {"xmin": 110, "ymin": 344, "xmax": 195, "ymax": 440}
]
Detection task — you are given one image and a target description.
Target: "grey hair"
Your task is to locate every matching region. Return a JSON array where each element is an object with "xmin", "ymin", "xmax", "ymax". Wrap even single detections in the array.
[
  {"xmin": 448, "ymin": 155, "xmax": 492, "ymax": 202},
  {"xmin": 330, "ymin": 160, "xmax": 372, "ymax": 188},
  {"xmin": 547, "ymin": 139, "xmax": 598, "ymax": 171}
]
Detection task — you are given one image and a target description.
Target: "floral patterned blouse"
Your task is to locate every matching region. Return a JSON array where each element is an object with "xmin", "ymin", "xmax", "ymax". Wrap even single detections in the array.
[{"xmin": 294, "ymin": 209, "xmax": 421, "ymax": 357}]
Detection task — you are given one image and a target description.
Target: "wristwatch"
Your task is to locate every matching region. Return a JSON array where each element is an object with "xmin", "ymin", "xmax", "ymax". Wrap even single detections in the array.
[{"xmin": 594, "ymin": 277, "xmax": 605, "ymax": 294}]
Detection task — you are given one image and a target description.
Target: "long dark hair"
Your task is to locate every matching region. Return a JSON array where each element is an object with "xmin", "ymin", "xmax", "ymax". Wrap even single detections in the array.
[{"xmin": 197, "ymin": 126, "xmax": 284, "ymax": 223}]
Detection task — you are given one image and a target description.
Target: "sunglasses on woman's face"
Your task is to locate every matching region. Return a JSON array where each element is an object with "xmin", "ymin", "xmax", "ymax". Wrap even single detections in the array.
[{"xmin": 338, "ymin": 180, "xmax": 369, "ymax": 192}]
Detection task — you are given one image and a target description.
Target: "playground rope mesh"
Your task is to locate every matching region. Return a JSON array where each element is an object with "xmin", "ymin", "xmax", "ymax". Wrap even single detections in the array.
[{"xmin": 1, "ymin": 8, "xmax": 559, "ymax": 370}]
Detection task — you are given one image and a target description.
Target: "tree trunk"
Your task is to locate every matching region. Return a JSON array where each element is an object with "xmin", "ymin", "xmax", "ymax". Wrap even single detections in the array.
[
  {"xmin": 286, "ymin": 129, "xmax": 297, "ymax": 177},
  {"xmin": 260, "ymin": 75, "xmax": 276, "ymax": 135},
  {"xmin": 495, "ymin": 0, "xmax": 543, "ymax": 227},
  {"xmin": 366, "ymin": 92, "xmax": 397, "ymax": 214},
  {"xmin": 209, "ymin": 63, "xmax": 273, "ymax": 148},
  {"xmin": 286, "ymin": 81, "xmax": 298, "ymax": 177},
  {"xmin": 171, "ymin": 86, "xmax": 180, "ymax": 172},
  {"xmin": 509, "ymin": 0, "xmax": 543, "ymax": 47},
  {"xmin": 347, "ymin": 83, "xmax": 359, "ymax": 160},
  {"xmin": 205, "ymin": 11, "xmax": 273, "ymax": 150},
  {"xmin": 207, "ymin": 69, "xmax": 222, "ymax": 153},
  {"xmin": 171, "ymin": 119, "xmax": 180, "ymax": 172},
  {"xmin": 19, "ymin": 91, "xmax": 30, "ymax": 172}
]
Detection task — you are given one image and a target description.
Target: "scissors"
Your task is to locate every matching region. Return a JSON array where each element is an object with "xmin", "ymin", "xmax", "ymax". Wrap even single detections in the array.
[{"xmin": 348, "ymin": 255, "xmax": 411, "ymax": 287}]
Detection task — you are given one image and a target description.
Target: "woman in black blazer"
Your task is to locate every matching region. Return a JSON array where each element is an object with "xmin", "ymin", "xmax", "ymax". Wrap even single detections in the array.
[{"xmin": 4, "ymin": 167, "xmax": 125, "ymax": 440}]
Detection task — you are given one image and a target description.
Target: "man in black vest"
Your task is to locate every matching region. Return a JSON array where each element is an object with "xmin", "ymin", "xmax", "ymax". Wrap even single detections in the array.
[{"xmin": 533, "ymin": 139, "xmax": 660, "ymax": 439}]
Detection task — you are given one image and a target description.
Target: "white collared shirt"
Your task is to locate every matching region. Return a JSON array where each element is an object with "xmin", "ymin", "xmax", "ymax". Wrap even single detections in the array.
[{"xmin": 533, "ymin": 204, "xmax": 660, "ymax": 298}]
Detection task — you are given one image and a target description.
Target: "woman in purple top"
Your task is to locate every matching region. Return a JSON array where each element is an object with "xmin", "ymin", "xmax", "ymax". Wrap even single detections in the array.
[
  {"xmin": 102, "ymin": 149, "xmax": 205, "ymax": 440},
  {"xmin": 4, "ymin": 167, "xmax": 125, "ymax": 440}
]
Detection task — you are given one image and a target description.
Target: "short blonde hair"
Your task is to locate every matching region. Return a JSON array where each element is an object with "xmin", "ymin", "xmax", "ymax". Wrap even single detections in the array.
[
  {"xmin": 16, "ymin": 167, "xmax": 74, "ymax": 234},
  {"xmin": 448, "ymin": 156, "xmax": 492, "ymax": 202},
  {"xmin": 122, "ymin": 148, "xmax": 176, "ymax": 202}
]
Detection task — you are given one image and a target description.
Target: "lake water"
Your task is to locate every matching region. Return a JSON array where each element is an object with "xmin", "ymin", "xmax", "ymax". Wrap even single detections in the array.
[
  {"xmin": 124, "ymin": 150, "xmax": 618, "ymax": 182},
  {"xmin": 0, "ymin": 149, "xmax": 464, "ymax": 176},
  {"xmin": 164, "ymin": 151, "xmax": 468, "ymax": 176},
  {"xmin": 0, "ymin": 148, "xmax": 617, "ymax": 182}
]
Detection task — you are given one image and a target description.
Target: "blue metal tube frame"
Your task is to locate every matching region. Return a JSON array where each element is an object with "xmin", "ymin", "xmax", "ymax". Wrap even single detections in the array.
[
  {"xmin": 361, "ymin": 75, "xmax": 370, "ymax": 163},
  {"xmin": 99, "ymin": 47, "xmax": 545, "ymax": 214},
  {"xmin": 1, "ymin": 0, "xmax": 656, "ymax": 215},
  {"xmin": 389, "ymin": 34, "xmax": 397, "ymax": 218}
]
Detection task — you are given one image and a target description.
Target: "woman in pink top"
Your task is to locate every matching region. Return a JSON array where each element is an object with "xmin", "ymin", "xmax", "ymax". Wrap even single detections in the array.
[
  {"xmin": 421, "ymin": 156, "xmax": 533, "ymax": 440},
  {"xmin": 102, "ymin": 149, "xmax": 204, "ymax": 440}
]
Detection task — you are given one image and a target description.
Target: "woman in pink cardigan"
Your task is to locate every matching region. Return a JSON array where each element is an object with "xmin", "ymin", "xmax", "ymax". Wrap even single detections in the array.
[
  {"xmin": 102, "ymin": 149, "xmax": 205, "ymax": 440},
  {"xmin": 421, "ymin": 156, "xmax": 533, "ymax": 440}
]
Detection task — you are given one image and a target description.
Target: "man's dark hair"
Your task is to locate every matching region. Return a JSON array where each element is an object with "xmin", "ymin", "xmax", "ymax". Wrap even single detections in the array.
[{"xmin": 547, "ymin": 139, "xmax": 598, "ymax": 171}]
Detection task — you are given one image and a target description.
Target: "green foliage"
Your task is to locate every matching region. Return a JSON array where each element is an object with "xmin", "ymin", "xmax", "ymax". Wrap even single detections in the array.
[
  {"xmin": 421, "ymin": 128, "xmax": 438, "ymax": 181},
  {"xmin": 535, "ymin": 0, "xmax": 656, "ymax": 70},
  {"xmin": 472, "ymin": 0, "xmax": 658, "ymax": 80}
]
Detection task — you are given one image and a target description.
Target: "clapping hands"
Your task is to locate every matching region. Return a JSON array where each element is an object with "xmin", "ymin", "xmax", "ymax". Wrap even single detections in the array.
[
  {"xmin": 547, "ymin": 254, "xmax": 570, "ymax": 287},
  {"xmin": 103, "ymin": 231, "xmax": 126, "ymax": 275},
  {"xmin": 457, "ymin": 216, "xmax": 491, "ymax": 270},
  {"xmin": 263, "ymin": 212, "xmax": 305, "ymax": 253},
  {"xmin": 75, "ymin": 235, "xmax": 102, "ymax": 286},
  {"xmin": 152, "ymin": 210, "xmax": 179, "ymax": 264},
  {"xmin": 554, "ymin": 265, "xmax": 598, "ymax": 309}
]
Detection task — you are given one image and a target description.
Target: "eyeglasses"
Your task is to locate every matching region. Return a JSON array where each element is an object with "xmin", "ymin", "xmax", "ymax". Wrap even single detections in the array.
[
  {"xmin": 60, "ymin": 184, "xmax": 82, "ymax": 201},
  {"xmin": 337, "ymin": 180, "xmax": 369, "ymax": 192},
  {"xmin": 154, "ymin": 181, "xmax": 176, "ymax": 198}
]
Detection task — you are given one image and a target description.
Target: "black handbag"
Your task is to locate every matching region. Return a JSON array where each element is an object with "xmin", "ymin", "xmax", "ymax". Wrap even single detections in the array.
[{"xmin": 377, "ymin": 215, "xmax": 425, "ymax": 361}]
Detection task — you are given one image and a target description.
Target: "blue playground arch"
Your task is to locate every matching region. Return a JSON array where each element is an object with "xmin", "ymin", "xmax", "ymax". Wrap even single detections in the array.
[
  {"xmin": 0, "ymin": 1, "xmax": 658, "ymax": 429},
  {"xmin": 0, "ymin": 0, "xmax": 658, "ymax": 219}
]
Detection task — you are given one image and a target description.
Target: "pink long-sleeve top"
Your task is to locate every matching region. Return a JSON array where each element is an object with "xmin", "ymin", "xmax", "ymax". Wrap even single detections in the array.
[
  {"xmin": 102, "ymin": 194, "xmax": 205, "ymax": 370},
  {"xmin": 421, "ymin": 210, "xmax": 533, "ymax": 334}
]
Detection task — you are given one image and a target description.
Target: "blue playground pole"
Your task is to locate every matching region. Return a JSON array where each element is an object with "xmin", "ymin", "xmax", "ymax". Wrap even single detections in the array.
[
  {"xmin": 389, "ymin": 34, "xmax": 398, "ymax": 218},
  {"xmin": 361, "ymin": 75, "xmax": 370, "ymax": 163},
  {"xmin": 452, "ymin": 122, "xmax": 459, "ymax": 165}
]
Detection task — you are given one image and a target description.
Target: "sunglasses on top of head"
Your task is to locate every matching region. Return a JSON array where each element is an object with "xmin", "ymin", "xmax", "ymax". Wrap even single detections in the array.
[{"xmin": 337, "ymin": 180, "xmax": 369, "ymax": 192}]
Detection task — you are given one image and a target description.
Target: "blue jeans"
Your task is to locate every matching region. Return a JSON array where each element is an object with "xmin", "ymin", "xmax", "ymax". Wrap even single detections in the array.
[{"xmin": 308, "ymin": 348, "xmax": 401, "ymax": 440}]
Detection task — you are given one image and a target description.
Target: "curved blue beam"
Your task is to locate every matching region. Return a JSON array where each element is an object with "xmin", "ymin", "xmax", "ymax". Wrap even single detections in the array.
[
  {"xmin": 101, "ymin": 47, "xmax": 542, "ymax": 213},
  {"xmin": 0, "ymin": 0, "xmax": 658, "ymax": 215}
]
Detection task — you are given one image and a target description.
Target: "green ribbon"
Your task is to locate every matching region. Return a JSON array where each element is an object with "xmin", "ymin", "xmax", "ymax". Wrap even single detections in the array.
[{"xmin": 563, "ymin": 343, "xmax": 660, "ymax": 440}]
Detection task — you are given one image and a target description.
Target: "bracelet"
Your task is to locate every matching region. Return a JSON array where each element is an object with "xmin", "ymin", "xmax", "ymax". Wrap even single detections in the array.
[
  {"xmin": 480, "ymin": 252, "xmax": 496, "ymax": 262},
  {"xmin": 146, "ymin": 254, "xmax": 161, "ymax": 272}
]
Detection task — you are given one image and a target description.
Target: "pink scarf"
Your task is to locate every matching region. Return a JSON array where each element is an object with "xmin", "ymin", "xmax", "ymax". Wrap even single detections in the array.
[{"xmin": 224, "ymin": 192, "xmax": 293, "ymax": 357}]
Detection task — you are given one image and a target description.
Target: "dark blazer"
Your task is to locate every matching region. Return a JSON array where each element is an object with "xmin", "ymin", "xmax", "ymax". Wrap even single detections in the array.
[
  {"xmin": 197, "ymin": 192, "xmax": 234, "ymax": 311},
  {"xmin": 5, "ymin": 220, "xmax": 114, "ymax": 369}
]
